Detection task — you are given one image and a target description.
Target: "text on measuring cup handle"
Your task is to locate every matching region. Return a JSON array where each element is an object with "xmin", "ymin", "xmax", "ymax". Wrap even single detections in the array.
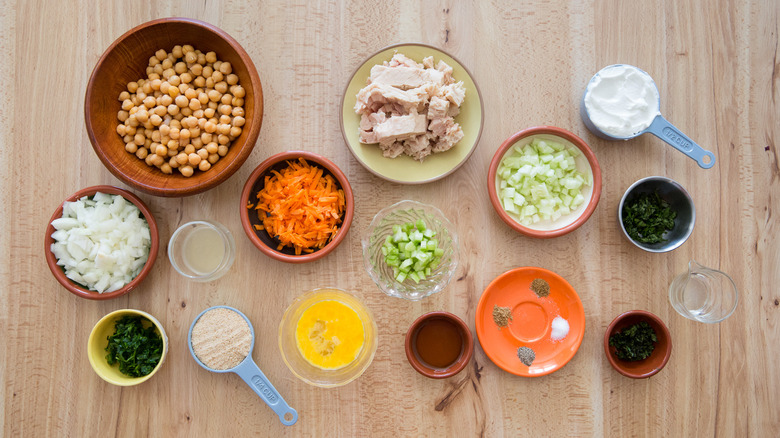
[
  {"xmin": 662, "ymin": 127, "xmax": 693, "ymax": 152},
  {"xmin": 251, "ymin": 375, "xmax": 279, "ymax": 403}
]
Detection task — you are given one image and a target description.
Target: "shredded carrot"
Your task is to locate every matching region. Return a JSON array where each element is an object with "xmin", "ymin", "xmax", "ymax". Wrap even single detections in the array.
[{"xmin": 250, "ymin": 158, "xmax": 346, "ymax": 255}]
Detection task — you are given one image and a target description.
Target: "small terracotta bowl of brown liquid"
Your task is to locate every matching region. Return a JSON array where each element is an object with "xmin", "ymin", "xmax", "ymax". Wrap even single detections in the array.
[{"xmin": 405, "ymin": 311, "xmax": 474, "ymax": 379}]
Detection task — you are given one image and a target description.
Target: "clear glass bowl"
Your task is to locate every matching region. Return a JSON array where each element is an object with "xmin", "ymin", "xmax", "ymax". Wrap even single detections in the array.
[
  {"xmin": 278, "ymin": 288, "xmax": 378, "ymax": 388},
  {"xmin": 362, "ymin": 200, "xmax": 459, "ymax": 301}
]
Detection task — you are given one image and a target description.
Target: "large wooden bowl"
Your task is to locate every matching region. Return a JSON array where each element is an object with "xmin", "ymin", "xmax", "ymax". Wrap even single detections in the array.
[{"xmin": 85, "ymin": 18, "xmax": 263, "ymax": 197}]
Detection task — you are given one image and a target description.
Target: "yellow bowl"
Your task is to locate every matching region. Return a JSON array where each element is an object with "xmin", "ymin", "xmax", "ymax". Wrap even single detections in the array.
[
  {"xmin": 88, "ymin": 309, "xmax": 168, "ymax": 386},
  {"xmin": 278, "ymin": 288, "xmax": 378, "ymax": 388},
  {"xmin": 340, "ymin": 43, "xmax": 484, "ymax": 184}
]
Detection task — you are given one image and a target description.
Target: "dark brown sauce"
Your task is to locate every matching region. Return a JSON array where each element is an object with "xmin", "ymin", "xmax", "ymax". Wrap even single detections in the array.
[{"xmin": 414, "ymin": 318, "xmax": 463, "ymax": 369}]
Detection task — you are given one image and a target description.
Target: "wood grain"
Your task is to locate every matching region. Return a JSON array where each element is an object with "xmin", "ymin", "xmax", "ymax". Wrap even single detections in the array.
[{"xmin": 2, "ymin": 0, "xmax": 779, "ymax": 436}]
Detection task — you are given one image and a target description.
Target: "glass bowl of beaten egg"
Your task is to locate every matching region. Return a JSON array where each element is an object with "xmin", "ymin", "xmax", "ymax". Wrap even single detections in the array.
[{"xmin": 278, "ymin": 288, "xmax": 378, "ymax": 388}]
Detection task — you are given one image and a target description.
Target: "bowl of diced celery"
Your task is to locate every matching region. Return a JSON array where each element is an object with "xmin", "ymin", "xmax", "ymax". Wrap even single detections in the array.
[
  {"xmin": 362, "ymin": 200, "xmax": 459, "ymax": 301},
  {"xmin": 488, "ymin": 126, "xmax": 602, "ymax": 238}
]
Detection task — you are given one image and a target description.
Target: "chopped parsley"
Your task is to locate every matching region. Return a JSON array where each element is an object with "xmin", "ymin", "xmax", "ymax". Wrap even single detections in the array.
[
  {"xmin": 105, "ymin": 316, "xmax": 163, "ymax": 377},
  {"xmin": 609, "ymin": 321, "xmax": 657, "ymax": 361},
  {"xmin": 621, "ymin": 192, "xmax": 677, "ymax": 244}
]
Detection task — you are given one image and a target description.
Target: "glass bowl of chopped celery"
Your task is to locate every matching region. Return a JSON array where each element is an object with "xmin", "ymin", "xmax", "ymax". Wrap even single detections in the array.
[
  {"xmin": 488, "ymin": 126, "xmax": 602, "ymax": 238},
  {"xmin": 618, "ymin": 176, "xmax": 695, "ymax": 252},
  {"xmin": 362, "ymin": 200, "xmax": 459, "ymax": 301}
]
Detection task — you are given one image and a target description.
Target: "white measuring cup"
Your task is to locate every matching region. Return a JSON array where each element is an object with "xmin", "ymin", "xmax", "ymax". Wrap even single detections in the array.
[
  {"xmin": 188, "ymin": 306, "xmax": 298, "ymax": 426},
  {"xmin": 580, "ymin": 64, "xmax": 716, "ymax": 169}
]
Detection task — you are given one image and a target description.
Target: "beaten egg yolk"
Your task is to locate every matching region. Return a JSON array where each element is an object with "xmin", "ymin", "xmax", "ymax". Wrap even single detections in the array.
[{"xmin": 295, "ymin": 300, "xmax": 365, "ymax": 370}]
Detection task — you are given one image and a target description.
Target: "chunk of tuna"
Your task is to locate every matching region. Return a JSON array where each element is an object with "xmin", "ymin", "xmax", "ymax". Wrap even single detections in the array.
[{"xmin": 373, "ymin": 113, "xmax": 428, "ymax": 143}]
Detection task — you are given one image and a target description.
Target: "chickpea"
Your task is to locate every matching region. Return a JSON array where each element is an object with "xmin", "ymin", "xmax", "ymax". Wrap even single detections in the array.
[
  {"xmin": 168, "ymin": 75, "xmax": 181, "ymax": 87},
  {"xmin": 170, "ymin": 119, "xmax": 182, "ymax": 129},
  {"xmin": 174, "ymin": 62, "xmax": 187, "ymax": 74},
  {"xmin": 179, "ymin": 165, "xmax": 194, "ymax": 177},
  {"xmin": 142, "ymin": 81, "xmax": 153, "ymax": 94},
  {"xmin": 167, "ymin": 85, "xmax": 180, "ymax": 98},
  {"xmin": 127, "ymin": 82, "xmax": 139, "ymax": 93},
  {"xmin": 218, "ymin": 104, "xmax": 232, "ymax": 116},
  {"xmin": 230, "ymin": 126, "xmax": 242, "ymax": 138},
  {"xmin": 205, "ymin": 77, "xmax": 215, "ymax": 89},
  {"xmin": 169, "ymin": 127, "xmax": 180, "ymax": 140},
  {"xmin": 143, "ymin": 96, "xmax": 156, "ymax": 108},
  {"xmin": 204, "ymin": 51, "xmax": 216, "ymax": 63},
  {"xmin": 126, "ymin": 115, "xmax": 139, "ymax": 127},
  {"xmin": 155, "ymin": 144, "xmax": 168, "ymax": 156},
  {"xmin": 123, "ymin": 133, "xmax": 134, "ymax": 143},
  {"xmin": 215, "ymin": 81, "xmax": 228, "ymax": 94},
  {"xmin": 226, "ymin": 74, "xmax": 239, "ymax": 85},
  {"xmin": 150, "ymin": 154, "xmax": 164, "ymax": 167},
  {"xmin": 197, "ymin": 148, "xmax": 209, "ymax": 160},
  {"xmin": 117, "ymin": 110, "xmax": 129, "ymax": 122},
  {"xmin": 193, "ymin": 109, "xmax": 205, "ymax": 119},
  {"xmin": 216, "ymin": 123, "xmax": 230, "ymax": 135},
  {"xmin": 184, "ymin": 144, "xmax": 196, "ymax": 155},
  {"xmin": 157, "ymin": 94, "xmax": 171, "ymax": 107},
  {"xmin": 204, "ymin": 121, "xmax": 217, "ymax": 133},
  {"xmin": 172, "ymin": 45, "xmax": 183, "ymax": 58},
  {"xmin": 150, "ymin": 114, "xmax": 163, "ymax": 126},
  {"xmin": 219, "ymin": 114, "xmax": 232, "ymax": 124},
  {"xmin": 190, "ymin": 126, "xmax": 201, "ymax": 138},
  {"xmin": 180, "ymin": 72, "xmax": 193, "ymax": 84},
  {"xmin": 125, "ymin": 142, "xmax": 138, "ymax": 153},
  {"xmin": 150, "ymin": 78, "xmax": 162, "ymax": 91},
  {"xmin": 191, "ymin": 137, "xmax": 203, "ymax": 149},
  {"xmin": 135, "ymin": 110, "xmax": 149, "ymax": 124},
  {"xmin": 151, "ymin": 130, "xmax": 162, "ymax": 142},
  {"xmin": 202, "ymin": 65, "xmax": 214, "ymax": 78},
  {"xmin": 144, "ymin": 154, "xmax": 155, "ymax": 167},
  {"xmin": 193, "ymin": 76, "xmax": 206, "ymax": 88},
  {"xmin": 196, "ymin": 92, "xmax": 209, "ymax": 105},
  {"xmin": 153, "ymin": 105, "xmax": 166, "ymax": 117},
  {"xmin": 220, "ymin": 93, "xmax": 233, "ymax": 105},
  {"xmin": 208, "ymin": 153, "xmax": 219, "ymax": 164},
  {"xmin": 174, "ymin": 95, "xmax": 188, "ymax": 108},
  {"xmin": 182, "ymin": 44, "xmax": 194, "ymax": 54},
  {"xmin": 167, "ymin": 104, "xmax": 180, "ymax": 116},
  {"xmin": 232, "ymin": 116, "xmax": 245, "ymax": 127},
  {"xmin": 197, "ymin": 53, "xmax": 206, "ymax": 65},
  {"xmin": 198, "ymin": 160, "xmax": 211, "ymax": 172},
  {"xmin": 184, "ymin": 51, "xmax": 197, "ymax": 64},
  {"xmin": 136, "ymin": 147, "xmax": 148, "ymax": 159},
  {"xmin": 187, "ymin": 98, "xmax": 200, "ymax": 110},
  {"xmin": 204, "ymin": 108, "xmax": 216, "ymax": 119},
  {"xmin": 174, "ymin": 152, "xmax": 187, "ymax": 165},
  {"xmin": 231, "ymin": 97, "xmax": 244, "ymax": 107},
  {"xmin": 188, "ymin": 153, "xmax": 201, "ymax": 166},
  {"xmin": 180, "ymin": 128, "xmax": 191, "ymax": 140},
  {"xmin": 161, "ymin": 163, "xmax": 173, "ymax": 174},
  {"xmin": 217, "ymin": 145, "xmax": 229, "ymax": 156},
  {"xmin": 180, "ymin": 107, "xmax": 193, "ymax": 117},
  {"xmin": 219, "ymin": 62, "xmax": 232, "ymax": 75},
  {"xmin": 121, "ymin": 99, "xmax": 133, "ymax": 111},
  {"xmin": 118, "ymin": 91, "xmax": 130, "ymax": 101},
  {"xmin": 169, "ymin": 157, "xmax": 180, "ymax": 168},
  {"xmin": 148, "ymin": 73, "xmax": 161, "ymax": 81},
  {"xmin": 204, "ymin": 142, "xmax": 218, "ymax": 154},
  {"xmin": 144, "ymin": 138, "xmax": 152, "ymax": 148},
  {"xmin": 217, "ymin": 134, "xmax": 230, "ymax": 145},
  {"xmin": 190, "ymin": 64, "xmax": 203, "ymax": 76},
  {"xmin": 168, "ymin": 139, "xmax": 180, "ymax": 151},
  {"xmin": 136, "ymin": 91, "xmax": 147, "ymax": 101}
]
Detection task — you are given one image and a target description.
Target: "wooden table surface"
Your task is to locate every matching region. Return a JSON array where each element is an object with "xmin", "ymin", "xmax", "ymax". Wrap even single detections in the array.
[{"xmin": 3, "ymin": 1, "xmax": 779, "ymax": 436}]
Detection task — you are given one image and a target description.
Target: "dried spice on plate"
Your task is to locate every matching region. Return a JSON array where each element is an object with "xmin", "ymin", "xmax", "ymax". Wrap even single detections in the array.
[{"xmin": 492, "ymin": 305, "xmax": 512, "ymax": 328}]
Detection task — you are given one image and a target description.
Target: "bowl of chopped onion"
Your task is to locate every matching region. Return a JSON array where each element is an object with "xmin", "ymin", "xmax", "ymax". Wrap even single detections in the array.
[
  {"xmin": 362, "ymin": 200, "xmax": 459, "ymax": 301},
  {"xmin": 239, "ymin": 151, "xmax": 354, "ymax": 263},
  {"xmin": 488, "ymin": 126, "xmax": 602, "ymax": 238},
  {"xmin": 44, "ymin": 185, "xmax": 159, "ymax": 300}
]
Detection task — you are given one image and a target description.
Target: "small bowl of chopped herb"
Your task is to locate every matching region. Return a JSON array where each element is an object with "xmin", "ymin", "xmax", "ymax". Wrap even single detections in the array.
[
  {"xmin": 362, "ymin": 200, "xmax": 459, "ymax": 300},
  {"xmin": 618, "ymin": 176, "xmax": 695, "ymax": 252},
  {"xmin": 604, "ymin": 310, "xmax": 671, "ymax": 379},
  {"xmin": 88, "ymin": 309, "xmax": 168, "ymax": 386}
]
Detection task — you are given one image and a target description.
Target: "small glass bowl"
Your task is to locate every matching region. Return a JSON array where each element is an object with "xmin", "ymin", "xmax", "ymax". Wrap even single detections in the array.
[
  {"xmin": 362, "ymin": 200, "xmax": 459, "ymax": 301},
  {"xmin": 168, "ymin": 220, "xmax": 236, "ymax": 282},
  {"xmin": 278, "ymin": 288, "xmax": 378, "ymax": 388}
]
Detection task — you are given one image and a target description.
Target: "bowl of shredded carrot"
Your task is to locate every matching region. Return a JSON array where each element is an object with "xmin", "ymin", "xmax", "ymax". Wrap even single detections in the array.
[{"xmin": 240, "ymin": 151, "xmax": 354, "ymax": 263}]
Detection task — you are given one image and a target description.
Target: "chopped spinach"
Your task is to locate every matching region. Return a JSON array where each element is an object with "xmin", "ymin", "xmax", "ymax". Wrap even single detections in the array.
[
  {"xmin": 105, "ymin": 316, "xmax": 163, "ymax": 377},
  {"xmin": 609, "ymin": 321, "xmax": 657, "ymax": 361},
  {"xmin": 622, "ymin": 191, "xmax": 677, "ymax": 244}
]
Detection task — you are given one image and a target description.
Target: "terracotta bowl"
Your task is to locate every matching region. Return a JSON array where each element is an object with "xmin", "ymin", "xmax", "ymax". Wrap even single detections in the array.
[
  {"xmin": 488, "ymin": 126, "xmax": 602, "ymax": 238},
  {"xmin": 85, "ymin": 17, "xmax": 263, "ymax": 197},
  {"xmin": 239, "ymin": 151, "xmax": 354, "ymax": 263},
  {"xmin": 604, "ymin": 310, "xmax": 672, "ymax": 379},
  {"xmin": 405, "ymin": 311, "xmax": 474, "ymax": 379},
  {"xmin": 44, "ymin": 185, "xmax": 159, "ymax": 300}
]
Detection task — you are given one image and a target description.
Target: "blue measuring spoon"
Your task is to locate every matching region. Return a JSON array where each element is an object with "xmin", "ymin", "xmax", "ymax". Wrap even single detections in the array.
[
  {"xmin": 188, "ymin": 306, "xmax": 298, "ymax": 426},
  {"xmin": 580, "ymin": 64, "xmax": 715, "ymax": 169}
]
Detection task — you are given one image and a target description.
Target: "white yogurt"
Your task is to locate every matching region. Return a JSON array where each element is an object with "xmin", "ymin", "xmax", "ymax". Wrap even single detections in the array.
[{"xmin": 584, "ymin": 65, "xmax": 660, "ymax": 138}]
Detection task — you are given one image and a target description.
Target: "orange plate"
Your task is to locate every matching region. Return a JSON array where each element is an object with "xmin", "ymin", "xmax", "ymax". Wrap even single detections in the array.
[{"xmin": 476, "ymin": 267, "xmax": 585, "ymax": 377}]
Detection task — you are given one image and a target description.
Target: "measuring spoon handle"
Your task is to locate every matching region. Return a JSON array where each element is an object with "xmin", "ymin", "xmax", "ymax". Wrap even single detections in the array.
[
  {"xmin": 646, "ymin": 115, "xmax": 715, "ymax": 169},
  {"xmin": 234, "ymin": 359, "xmax": 298, "ymax": 426}
]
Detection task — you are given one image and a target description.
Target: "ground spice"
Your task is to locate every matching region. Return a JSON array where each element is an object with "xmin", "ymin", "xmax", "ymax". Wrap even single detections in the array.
[
  {"xmin": 530, "ymin": 278, "xmax": 550, "ymax": 297},
  {"xmin": 517, "ymin": 346, "xmax": 535, "ymax": 366},
  {"xmin": 191, "ymin": 308, "xmax": 252, "ymax": 370},
  {"xmin": 492, "ymin": 305, "xmax": 513, "ymax": 328}
]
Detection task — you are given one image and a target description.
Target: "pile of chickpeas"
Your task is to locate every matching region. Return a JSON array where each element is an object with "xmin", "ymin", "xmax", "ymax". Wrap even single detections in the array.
[{"xmin": 115, "ymin": 45, "xmax": 246, "ymax": 177}]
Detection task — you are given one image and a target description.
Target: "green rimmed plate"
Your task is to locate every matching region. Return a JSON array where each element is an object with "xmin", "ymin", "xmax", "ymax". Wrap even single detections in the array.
[{"xmin": 340, "ymin": 43, "xmax": 484, "ymax": 184}]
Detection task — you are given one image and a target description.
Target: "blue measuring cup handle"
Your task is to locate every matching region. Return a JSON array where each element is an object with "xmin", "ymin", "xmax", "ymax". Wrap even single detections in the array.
[
  {"xmin": 645, "ymin": 115, "xmax": 716, "ymax": 169},
  {"xmin": 233, "ymin": 358, "xmax": 298, "ymax": 426}
]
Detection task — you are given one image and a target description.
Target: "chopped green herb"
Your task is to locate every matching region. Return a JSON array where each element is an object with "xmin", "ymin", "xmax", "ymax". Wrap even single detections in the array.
[
  {"xmin": 105, "ymin": 316, "xmax": 163, "ymax": 377},
  {"xmin": 621, "ymin": 192, "xmax": 677, "ymax": 244},
  {"xmin": 609, "ymin": 321, "xmax": 657, "ymax": 361}
]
